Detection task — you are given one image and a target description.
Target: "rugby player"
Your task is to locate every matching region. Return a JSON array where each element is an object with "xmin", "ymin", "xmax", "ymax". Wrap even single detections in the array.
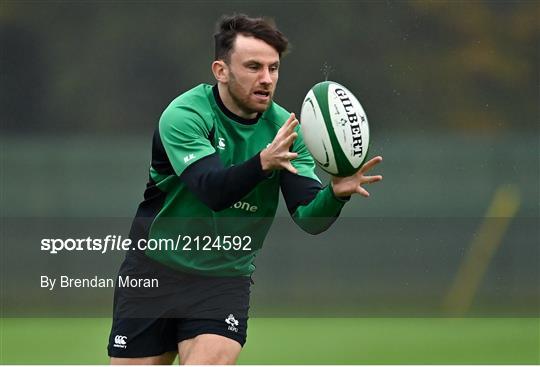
[{"xmin": 108, "ymin": 14, "xmax": 383, "ymax": 365}]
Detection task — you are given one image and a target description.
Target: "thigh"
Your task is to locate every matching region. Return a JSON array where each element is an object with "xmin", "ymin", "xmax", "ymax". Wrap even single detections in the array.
[
  {"xmin": 108, "ymin": 254, "xmax": 180, "ymax": 359},
  {"xmin": 172, "ymin": 275, "xmax": 251, "ymax": 365},
  {"xmin": 178, "ymin": 334, "xmax": 242, "ymax": 365},
  {"xmin": 108, "ymin": 318, "xmax": 178, "ymax": 359},
  {"xmin": 175, "ymin": 316, "xmax": 248, "ymax": 349},
  {"xmin": 109, "ymin": 254, "xmax": 251, "ymax": 362}
]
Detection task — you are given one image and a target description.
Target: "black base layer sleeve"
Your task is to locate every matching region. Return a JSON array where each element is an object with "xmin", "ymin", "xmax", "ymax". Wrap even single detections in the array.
[
  {"xmin": 179, "ymin": 152, "xmax": 269, "ymax": 211},
  {"xmin": 279, "ymin": 170, "xmax": 323, "ymax": 215}
]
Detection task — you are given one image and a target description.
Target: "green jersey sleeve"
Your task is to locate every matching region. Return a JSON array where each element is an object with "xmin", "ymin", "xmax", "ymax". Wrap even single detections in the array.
[
  {"xmin": 292, "ymin": 184, "xmax": 348, "ymax": 234},
  {"xmin": 158, "ymin": 105, "xmax": 216, "ymax": 176},
  {"xmin": 283, "ymin": 125, "xmax": 348, "ymax": 234}
]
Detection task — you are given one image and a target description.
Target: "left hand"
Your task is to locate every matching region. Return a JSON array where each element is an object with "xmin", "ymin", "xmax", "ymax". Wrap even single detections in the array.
[{"xmin": 331, "ymin": 156, "xmax": 383, "ymax": 198}]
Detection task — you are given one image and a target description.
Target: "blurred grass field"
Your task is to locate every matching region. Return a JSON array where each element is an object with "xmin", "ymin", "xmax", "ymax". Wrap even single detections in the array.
[{"xmin": 1, "ymin": 318, "xmax": 538, "ymax": 364}]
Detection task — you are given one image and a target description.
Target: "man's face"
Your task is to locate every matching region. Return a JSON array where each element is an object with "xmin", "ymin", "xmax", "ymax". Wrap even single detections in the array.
[{"xmin": 222, "ymin": 34, "xmax": 280, "ymax": 117}]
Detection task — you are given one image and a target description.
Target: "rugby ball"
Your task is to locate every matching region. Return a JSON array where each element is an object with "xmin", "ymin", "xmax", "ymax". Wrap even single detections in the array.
[{"xmin": 300, "ymin": 81, "xmax": 370, "ymax": 177}]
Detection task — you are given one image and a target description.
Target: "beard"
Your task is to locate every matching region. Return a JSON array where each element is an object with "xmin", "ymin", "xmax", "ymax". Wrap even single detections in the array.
[{"xmin": 227, "ymin": 72, "xmax": 272, "ymax": 115}]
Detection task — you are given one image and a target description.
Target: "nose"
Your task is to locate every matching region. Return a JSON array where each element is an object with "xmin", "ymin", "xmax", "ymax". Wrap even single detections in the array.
[{"xmin": 259, "ymin": 67, "xmax": 272, "ymax": 85}]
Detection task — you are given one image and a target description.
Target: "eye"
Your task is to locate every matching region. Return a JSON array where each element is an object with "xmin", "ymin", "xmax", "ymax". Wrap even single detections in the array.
[
  {"xmin": 269, "ymin": 65, "xmax": 279, "ymax": 72},
  {"xmin": 247, "ymin": 64, "xmax": 259, "ymax": 71}
]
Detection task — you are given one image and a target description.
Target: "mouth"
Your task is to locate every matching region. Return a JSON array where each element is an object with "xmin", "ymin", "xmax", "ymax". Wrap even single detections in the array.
[{"xmin": 253, "ymin": 90, "xmax": 271, "ymax": 102}]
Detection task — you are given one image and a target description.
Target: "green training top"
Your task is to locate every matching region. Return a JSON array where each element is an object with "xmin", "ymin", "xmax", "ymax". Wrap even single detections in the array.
[{"xmin": 138, "ymin": 84, "xmax": 346, "ymax": 276}]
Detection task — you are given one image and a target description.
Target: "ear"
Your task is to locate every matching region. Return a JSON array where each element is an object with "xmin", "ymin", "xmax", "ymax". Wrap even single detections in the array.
[{"xmin": 212, "ymin": 60, "xmax": 229, "ymax": 83}]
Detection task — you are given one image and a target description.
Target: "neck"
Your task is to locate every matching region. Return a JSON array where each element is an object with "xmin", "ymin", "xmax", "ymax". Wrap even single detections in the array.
[{"xmin": 217, "ymin": 83, "xmax": 258, "ymax": 120}]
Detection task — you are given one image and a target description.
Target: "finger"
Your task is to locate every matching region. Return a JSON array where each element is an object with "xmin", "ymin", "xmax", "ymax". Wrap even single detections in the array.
[
  {"xmin": 285, "ymin": 113, "xmax": 295, "ymax": 125},
  {"xmin": 359, "ymin": 156, "xmax": 383, "ymax": 174},
  {"xmin": 287, "ymin": 112, "xmax": 296, "ymax": 125},
  {"xmin": 355, "ymin": 186, "xmax": 370, "ymax": 197},
  {"xmin": 282, "ymin": 112, "xmax": 297, "ymax": 129},
  {"xmin": 283, "ymin": 161, "xmax": 298, "ymax": 175},
  {"xmin": 362, "ymin": 175, "xmax": 383, "ymax": 185},
  {"xmin": 288, "ymin": 119, "xmax": 299, "ymax": 133},
  {"xmin": 285, "ymin": 152, "xmax": 298, "ymax": 161},
  {"xmin": 282, "ymin": 113, "xmax": 296, "ymax": 131},
  {"xmin": 281, "ymin": 131, "xmax": 298, "ymax": 148},
  {"xmin": 286, "ymin": 115, "xmax": 299, "ymax": 132},
  {"xmin": 274, "ymin": 115, "xmax": 297, "ymax": 142},
  {"xmin": 281, "ymin": 120, "xmax": 299, "ymax": 139}
]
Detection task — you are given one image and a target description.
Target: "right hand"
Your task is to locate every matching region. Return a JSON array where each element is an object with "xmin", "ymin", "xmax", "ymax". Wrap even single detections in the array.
[{"xmin": 260, "ymin": 113, "xmax": 299, "ymax": 174}]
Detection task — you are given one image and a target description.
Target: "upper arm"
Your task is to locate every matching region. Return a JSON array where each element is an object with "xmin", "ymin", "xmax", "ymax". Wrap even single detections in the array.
[{"xmin": 159, "ymin": 106, "xmax": 216, "ymax": 176}]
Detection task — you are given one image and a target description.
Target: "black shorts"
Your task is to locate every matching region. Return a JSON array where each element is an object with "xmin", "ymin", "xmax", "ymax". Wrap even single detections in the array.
[{"xmin": 107, "ymin": 252, "xmax": 251, "ymax": 358}]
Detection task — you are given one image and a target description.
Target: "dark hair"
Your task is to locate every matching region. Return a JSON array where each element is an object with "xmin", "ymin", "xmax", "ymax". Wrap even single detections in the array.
[{"xmin": 214, "ymin": 14, "xmax": 289, "ymax": 62}]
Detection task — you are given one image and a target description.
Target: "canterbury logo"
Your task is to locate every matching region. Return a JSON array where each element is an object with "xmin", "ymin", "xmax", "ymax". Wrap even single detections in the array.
[
  {"xmin": 113, "ymin": 335, "xmax": 127, "ymax": 349},
  {"xmin": 217, "ymin": 137, "xmax": 226, "ymax": 150}
]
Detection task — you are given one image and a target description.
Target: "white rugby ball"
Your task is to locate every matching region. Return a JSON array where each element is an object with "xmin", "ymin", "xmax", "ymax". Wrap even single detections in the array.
[{"xmin": 300, "ymin": 81, "xmax": 370, "ymax": 177}]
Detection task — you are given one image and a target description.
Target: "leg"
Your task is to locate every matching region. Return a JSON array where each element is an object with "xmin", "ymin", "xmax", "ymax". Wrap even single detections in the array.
[
  {"xmin": 108, "ymin": 317, "xmax": 177, "ymax": 363},
  {"xmin": 108, "ymin": 254, "xmax": 179, "ymax": 363},
  {"xmin": 178, "ymin": 334, "xmax": 242, "ymax": 365},
  {"xmin": 110, "ymin": 351, "xmax": 177, "ymax": 365}
]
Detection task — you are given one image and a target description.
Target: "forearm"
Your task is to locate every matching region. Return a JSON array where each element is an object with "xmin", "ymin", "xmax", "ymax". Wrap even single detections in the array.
[
  {"xmin": 280, "ymin": 171, "xmax": 348, "ymax": 235},
  {"xmin": 180, "ymin": 152, "xmax": 268, "ymax": 211},
  {"xmin": 292, "ymin": 185, "xmax": 348, "ymax": 234}
]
